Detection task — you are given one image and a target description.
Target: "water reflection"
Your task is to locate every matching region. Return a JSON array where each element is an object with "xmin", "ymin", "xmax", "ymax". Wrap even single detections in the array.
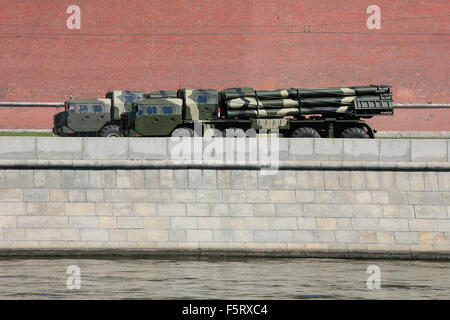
[{"xmin": 0, "ymin": 257, "xmax": 448, "ymax": 299}]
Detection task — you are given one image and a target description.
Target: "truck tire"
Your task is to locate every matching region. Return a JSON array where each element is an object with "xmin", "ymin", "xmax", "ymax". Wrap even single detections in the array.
[
  {"xmin": 99, "ymin": 125, "xmax": 123, "ymax": 137},
  {"xmin": 340, "ymin": 127, "xmax": 370, "ymax": 138},
  {"xmin": 292, "ymin": 127, "xmax": 320, "ymax": 138},
  {"xmin": 171, "ymin": 127, "xmax": 195, "ymax": 137}
]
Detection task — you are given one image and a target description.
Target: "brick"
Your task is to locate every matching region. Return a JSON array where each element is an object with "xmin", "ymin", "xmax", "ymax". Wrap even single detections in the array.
[
  {"xmin": 73, "ymin": 171, "xmax": 90, "ymax": 188},
  {"xmin": 33, "ymin": 170, "xmax": 46, "ymax": 188},
  {"xmin": 271, "ymin": 171, "xmax": 296, "ymax": 189},
  {"xmin": 376, "ymin": 231, "xmax": 396, "ymax": 243},
  {"xmin": 196, "ymin": 190, "xmax": 222, "ymax": 202},
  {"xmin": 292, "ymin": 230, "xmax": 315, "ymax": 243},
  {"xmin": 0, "ymin": 137, "xmax": 35, "ymax": 159},
  {"xmin": 127, "ymin": 229, "xmax": 147, "ymax": 241},
  {"xmin": 382, "ymin": 205, "xmax": 414, "ymax": 218},
  {"xmin": 409, "ymin": 219, "xmax": 437, "ymax": 231},
  {"xmin": 69, "ymin": 217, "xmax": 99, "ymax": 228},
  {"xmin": 243, "ymin": 171, "xmax": 258, "ymax": 189},
  {"xmin": 223, "ymin": 190, "xmax": 246, "ymax": 203},
  {"xmin": 350, "ymin": 172, "xmax": 365, "ymax": 190},
  {"xmin": 127, "ymin": 190, "xmax": 149, "ymax": 202},
  {"xmin": 356, "ymin": 231, "xmax": 377, "ymax": 243},
  {"xmin": 168, "ymin": 230, "xmax": 187, "ymax": 242},
  {"xmin": 187, "ymin": 230, "xmax": 213, "ymax": 242},
  {"xmin": 333, "ymin": 191, "xmax": 355, "ymax": 204},
  {"xmin": 3, "ymin": 229, "xmax": 26, "ymax": 240},
  {"xmin": 418, "ymin": 232, "xmax": 445, "ymax": 245},
  {"xmin": 197, "ymin": 217, "xmax": 222, "ymax": 229},
  {"xmin": 352, "ymin": 218, "xmax": 379, "ymax": 230},
  {"xmin": 49, "ymin": 190, "xmax": 67, "ymax": 202},
  {"xmin": 86, "ymin": 189, "xmax": 104, "ymax": 203},
  {"xmin": 117, "ymin": 217, "xmax": 143, "ymax": 229},
  {"xmin": 297, "ymin": 218, "xmax": 316, "ymax": 229},
  {"xmin": 269, "ymin": 190, "xmax": 296, "ymax": 203},
  {"xmin": 296, "ymin": 171, "xmax": 311, "ymax": 189},
  {"xmin": 158, "ymin": 204, "xmax": 186, "ymax": 216},
  {"xmin": 268, "ymin": 217, "xmax": 298, "ymax": 230},
  {"xmin": 378, "ymin": 172, "xmax": 395, "ymax": 191},
  {"xmin": 389, "ymin": 191, "xmax": 408, "ymax": 205},
  {"xmin": 84, "ymin": 138, "xmax": 128, "ymax": 160},
  {"xmin": 144, "ymin": 170, "xmax": 159, "ymax": 189},
  {"xmin": 24, "ymin": 189, "xmax": 49, "ymax": 202},
  {"xmin": 80, "ymin": 229, "xmax": 109, "ymax": 241},
  {"xmin": 323, "ymin": 171, "xmax": 340, "ymax": 190},
  {"xmin": 25, "ymin": 229, "xmax": 62, "ymax": 241},
  {"xmin": 202, "ymin": 170, "xmax": 217, "ymax": 189},
  {"xmin": 232, "ymin": 230, "xmax": 253, "ymax": 242},
  {"xmin": 312, "ymin": 230, "xmax": 336, "ymax": 242},
  {"xmin": 0, "ymin": 202, "xmax": 25, "ymax": 215},
  {"xmin": 143, "ymin": 217, "xmax": 170, "ymax": 229},
  {"xmin": 275, "ymin": 203, "xmax": 302, "ymax": 217},
  {"xmin": 371, "ymin": 191, "xmax": 390, "ymax": 204},
  {"xmin": 210, "ymin": 203, "xmax": 228, "ymax": 216},
  {"xmin": 424, "ymin": 172, "xmax": 439, "ymax": 191},
  {"xmin": 379, "ymin": 218, "xmax": 410, "ymax": 231},
  {"xmin": 409, "ymin": 172, "xmax": 425, "ymax": 191},
  {"xmin": 131, "ymin": 170, "xmax": 145, "ymax": 189},
  {"xmin": 116, "ymin": 170, "xmax": 131, "ymax": 188},
  {"xmin": 335, "ymin": 230, "xmax": 357, "ymax": 242},
  {"xmin": 112, "ymin": 203, "xmax": 133, "ymax": 216},
  {"xmin": 0, "ymin": 216, "xmax": 16, "ymax": 227},
  {"xmin": 310, "ymin": 171, "xmax": 325, "ymax": 190},
  {"xmin": 229, "ymin": 204, "xmax": 253, "ymax": 216},
  {"xmin": 188, "ymin": 169, "xmax": 203, "ymax": 189},
  {"xmin": 0, "ymin": 189, "xmax": 22, "ymax": 202},
  {"xmin": 295, "ymin": 190, "xmax": 315, "ymax": 203},
  {"xmin": 171, "ymin": 217, "xmax": 197, "ymax": 229},
  {"xmin": 148, "ymin": 190, "xmax": 172, "ymax": 202},
  {"xmin": 253, "ymin": 230, "xmax": 292, "ymax": 242},
  {"xmin": 129, "ymin": 138, "xmax": 167, "ymax": 160},
  {"xmin": 304, "ymin": 204, "xmax": 352, "ymax": 217},
  {"xmin": 68, "ymin": 190, "xmax": 86, "ymax": 202},
  {"xmin": 365, "ymin": 171, "xmax": 381, "ymax": 190},
  {"xmin": 352, "ymin": 204, "xmax": 382, "ymax": 217},
  {"xmin": 17, "ymin": 216, "xmax": 50, "ymax": 228},
  {"xmin": 104, "ymin": 189, "xmax": 126, "ymax": 203},
  {"xmin": 354, "ymin": 191, "xmax": 372, "ymax": 204},
  {"xmin": 316, "ymin": 218, "xmax": 337, "ymax": 230},
  {"xmin": 407, "ymin": 192, "xmax": 442, "ymax": 205},
  {"xmin": 438, "ymin": 172, "xmax": 450, "ymax": 191},
  {"xmin": 314, "ymin": 191, "xmax": 334, "ymax": 203},
  {"xmin": 64, "ymin": 203, "xmax": 96, "ymax": 215},
  {"xmin": 26, "ymin": 202, "xmax": 47, "ymax": 215},
  {"xmin": 253, "ymin": 204, "xmax": 276, "ymax": 216},
  {"xmin": 213, "ymin": 230, "xmax": 233, "ymax": 242},
  {"xmin": 186, "ymin": 203, "xmax": 209, "ymax": 216},
  {"xmin": 246, "ymin": 190, "xmax": 270, "ymax": 203},
  {"xmin": 414, "ymin": 206, "xmax": 447, "ymax": 219},
  {"xmin": 98, "ymin": 217, "xmax": 117, "ymax": 229}
]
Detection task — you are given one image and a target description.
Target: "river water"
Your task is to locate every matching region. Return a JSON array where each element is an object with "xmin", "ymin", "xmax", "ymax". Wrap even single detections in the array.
[{"xmin": 0, "ymin": 257, "xmax": 449, "ymax": 299}]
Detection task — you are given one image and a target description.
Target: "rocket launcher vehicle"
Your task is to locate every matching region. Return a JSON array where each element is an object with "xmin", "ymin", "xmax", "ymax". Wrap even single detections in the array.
[{"xmin": 220, "ymin": 85, "xmax": 393, "ymax": 119}]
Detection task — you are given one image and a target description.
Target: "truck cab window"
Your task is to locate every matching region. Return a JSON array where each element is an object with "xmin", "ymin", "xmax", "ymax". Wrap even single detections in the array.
[
  {"xmin": 146, "ymin": 106, "xmax": 157, "ymax": 114},
  {"xmin": 78, "ymin": 105, "xmax": 88, "ymax": 113},
  {"xmin": 162, "ymin": 106, "xmax": 174, "ymax": 114},
  {"xmin": 137, "ymin": 106, "xmax": 144, "ymax": 116},
  {"xmin": 123, "ymin": 95, "xmax": 135, "ymax": 104},
  {"xmin": 93, "ymin": 105, "xmax": 103, "ymax": 113},
  {"xmin": 196, "ymin": 94, "xmax": 208, "ymax": 103}
]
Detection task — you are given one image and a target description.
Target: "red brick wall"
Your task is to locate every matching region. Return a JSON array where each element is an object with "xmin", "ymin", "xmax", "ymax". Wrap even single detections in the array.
[{"xmin": 0, "ymin": 0, "xmax": 448, "ymax": 130}]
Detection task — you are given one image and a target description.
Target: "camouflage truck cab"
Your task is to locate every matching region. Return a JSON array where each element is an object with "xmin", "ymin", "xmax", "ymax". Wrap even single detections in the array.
[
  {"xmin": 53, "ymin": 90, "xmax": 144, "ymax": 136},
  {"xmin": 121, "ymin": 98, "xmax": 183, "ymax": 136},
  {"xmin": 53, "ymin": 98, "xmax": 111, "ymax": 136}
]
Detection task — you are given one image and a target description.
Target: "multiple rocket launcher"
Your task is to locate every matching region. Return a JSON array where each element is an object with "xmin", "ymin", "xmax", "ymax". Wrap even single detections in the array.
[{"xmin": 221, "ymin": 85, "xmax": 393, "ymax": 119}]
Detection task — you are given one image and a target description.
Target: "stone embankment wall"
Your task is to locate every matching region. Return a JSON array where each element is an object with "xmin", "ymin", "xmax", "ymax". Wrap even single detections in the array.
[{"xmin": 0, "ymin": 137, "xmax": 449, "ymax": 259}]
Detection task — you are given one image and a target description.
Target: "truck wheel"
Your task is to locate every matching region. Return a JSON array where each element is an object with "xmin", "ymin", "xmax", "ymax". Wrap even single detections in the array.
[
  {"xmin": 291, "ymin": 127, "xmax": 320, "ymax": 138},
  {"xmin": 223, "ymin": 128, "xmax": 245, "ymax": 137},
  {"xmin": 99, "ymin": 125, "xmax": 123, "ymax": 137},
  {"xmin": 340, "ymin": 127, "xmax": 370, "ymax": 138},
  {"xmin": 171, "ymin": 127, "xmax": 195, "ymax": 137}
]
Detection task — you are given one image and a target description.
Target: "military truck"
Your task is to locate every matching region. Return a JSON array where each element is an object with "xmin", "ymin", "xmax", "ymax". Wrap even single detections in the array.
[
  {"xmin": 119, "ymin": 85, "xmax": 393, "ymax": 138},
  {"xmin": 52, "ymin": 90, "xmax": 144, "ymax": 136},
  {"xmin": 53, "ymin": 85, "xmax": 394, "ymax": 138}
]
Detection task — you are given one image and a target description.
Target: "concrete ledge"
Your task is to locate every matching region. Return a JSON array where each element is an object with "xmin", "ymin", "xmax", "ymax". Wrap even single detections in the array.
[
  {"xmin": 0, "ymin": 137, "xmax": 448, "ymax": 163},
  {"xmin": 0, "ymin": 159, "xmax": 449, "ymax": 171},
  {"xmin": 0, "ymin": 248, "xmax": 449, "ymax": 260}
]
